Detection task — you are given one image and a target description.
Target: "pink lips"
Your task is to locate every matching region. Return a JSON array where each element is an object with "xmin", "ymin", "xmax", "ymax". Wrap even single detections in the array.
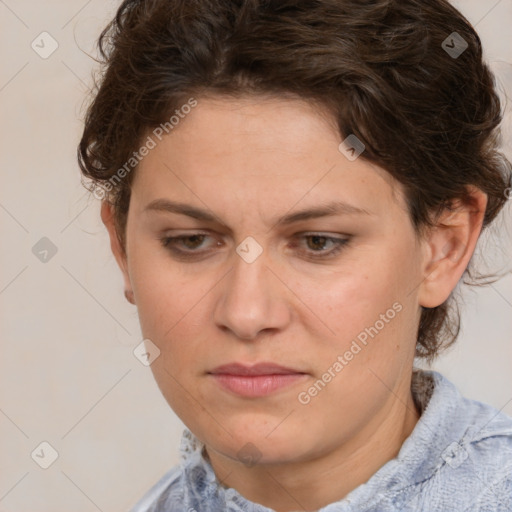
[{"xmin": 208, "ymin": 363, "xmax": 308, "ymax": 397}]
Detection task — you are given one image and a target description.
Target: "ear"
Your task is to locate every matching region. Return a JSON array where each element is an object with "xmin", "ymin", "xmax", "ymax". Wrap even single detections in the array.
[
  {"xmin": 418, "ymin": 186, "xmax": 487, "ymax": 308},
  {"xmin": 100, "ymin": 201, "xmax": 135, "ymax": 305}
]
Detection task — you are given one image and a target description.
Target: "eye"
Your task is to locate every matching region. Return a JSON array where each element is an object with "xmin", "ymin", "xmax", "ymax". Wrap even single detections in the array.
[
  {"xmin": 292, "ymin": 233, "xmax": 350, "ymax": 259},
  {"xmin": 160, "ymin": 233, "xmax": 218, "ymax": 257}
]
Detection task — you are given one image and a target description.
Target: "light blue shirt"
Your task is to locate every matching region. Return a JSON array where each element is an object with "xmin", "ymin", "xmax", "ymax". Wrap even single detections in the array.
[{"xmin": 130, "ymin": 370, "xmax": 512, "ymax": 511}]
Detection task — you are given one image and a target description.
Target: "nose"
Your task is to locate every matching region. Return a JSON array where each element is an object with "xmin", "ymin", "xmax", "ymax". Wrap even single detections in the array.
[{"xmin": 213, "ymin": 245, "xmax": 291, "ymax": 341}]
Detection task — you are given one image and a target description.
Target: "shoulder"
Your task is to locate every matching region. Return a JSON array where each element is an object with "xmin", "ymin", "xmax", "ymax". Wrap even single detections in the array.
[
  {"xmin": 470, "ymin": 471, "xmax": 512, "ymax": 512},
  {"xmin": 428, "ymin": 381, "xmax": 512, "ymax": 511},
  {"xmin": 459, "ymin": 404, "xmax": 512, "ymax": 511},
  {"xmin": 393, "ymin": 371, "xmax": 512, "ymax": 511},
  {"xmin": 129, "ymin": 465, "xmax": 183, "ymax": 512},
  {"xmin": 455, "ymin": 383, "xmax": 512, "ymax": 468}
]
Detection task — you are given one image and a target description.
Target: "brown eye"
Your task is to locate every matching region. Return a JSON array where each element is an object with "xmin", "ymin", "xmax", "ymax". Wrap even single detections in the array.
[
  {"xmin": 179, "ymin": 234, "xmax": 207, "ymax": 249},
  {"xmin": 295, "ymin": 233, "xmax": 350, "ymax": 259},
  {"xmin": 305, "ymin": 235, "xmax": 331, "ymax": 251},
  {"xmin": 160, "ymin": 233, "xmax": 214, "ymax": 256}
]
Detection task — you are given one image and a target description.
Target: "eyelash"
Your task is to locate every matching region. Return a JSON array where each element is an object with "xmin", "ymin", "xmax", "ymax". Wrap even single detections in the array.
[{"xmin": 159, "ymin": 233, "xmax": 350, "ymax": 260}]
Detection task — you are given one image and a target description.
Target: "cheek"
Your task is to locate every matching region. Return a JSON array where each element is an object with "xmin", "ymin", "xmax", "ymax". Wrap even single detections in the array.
[
  {"xmin": 128, "ymin": 247, "xmax": 198, "ymax": 336},
  {"xmin": 300, "ymin": 248, "xmax": 418, "ymax": 369},
  {"xmin": 128, "ymin": 253, "xmax": 217, "ymax": 385},
  {"xmin": 294, "ymin": 261, "xmax": 397, "ymax": 337}
]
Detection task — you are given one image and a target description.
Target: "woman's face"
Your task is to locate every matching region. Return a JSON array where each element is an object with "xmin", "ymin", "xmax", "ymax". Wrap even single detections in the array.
[{"xmin": 113, "ymin": 96, "xmax": 430, "ymax": 465}]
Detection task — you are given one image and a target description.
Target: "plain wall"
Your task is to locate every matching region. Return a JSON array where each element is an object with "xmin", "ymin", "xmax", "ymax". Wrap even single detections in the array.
[{"xmin": 0, "ymin": 1, "xmax": 511, "ymax": 510}]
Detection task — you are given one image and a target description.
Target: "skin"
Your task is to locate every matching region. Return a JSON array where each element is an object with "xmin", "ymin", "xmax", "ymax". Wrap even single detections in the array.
[{"xmin": 102, "ymin": 96, "xmax": 487, "ymax": 512}]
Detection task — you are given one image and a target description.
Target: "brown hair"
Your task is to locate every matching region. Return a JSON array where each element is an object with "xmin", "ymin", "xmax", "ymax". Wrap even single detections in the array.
[{"xmin": 78, "ymin": 0, "xmax": 511, "ymax": 362}]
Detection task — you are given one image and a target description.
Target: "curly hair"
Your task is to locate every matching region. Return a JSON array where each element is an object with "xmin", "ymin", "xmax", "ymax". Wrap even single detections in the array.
[{"xmin": 78, "ymin": 0, "xmax": 511, "ymax": 362}]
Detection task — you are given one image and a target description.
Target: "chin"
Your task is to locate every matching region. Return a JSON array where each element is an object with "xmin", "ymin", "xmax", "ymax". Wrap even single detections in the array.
[{"xmin": 199, "ymin": 418, "xmax": 310, "ymax": 465}]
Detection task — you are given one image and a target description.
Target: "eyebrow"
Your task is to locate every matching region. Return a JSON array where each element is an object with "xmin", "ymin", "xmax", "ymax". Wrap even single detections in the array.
[{"xmin": 143, "ymin": 198, "xmax": 373, "ymax": 227}]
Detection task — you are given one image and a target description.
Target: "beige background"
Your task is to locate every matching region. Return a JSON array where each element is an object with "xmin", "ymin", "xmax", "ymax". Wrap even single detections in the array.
[{"xmin": 0, "ymin": 1, "xmax": 511, "ymax": 511}]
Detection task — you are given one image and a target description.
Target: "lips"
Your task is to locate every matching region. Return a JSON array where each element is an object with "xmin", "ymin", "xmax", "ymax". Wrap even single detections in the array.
[
  {"xmin": 209, "ymin": 362, "xmax": 305, "ymax": 376},
  {"xmin": 208, "ymin": 362, "xmax": 308, "ymax": 397}
]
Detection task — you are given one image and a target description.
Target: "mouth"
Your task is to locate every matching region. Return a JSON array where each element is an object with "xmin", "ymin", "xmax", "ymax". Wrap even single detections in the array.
[{"xmin": 207, "ymin": 362, "xmax": 308, "ymax": 397}]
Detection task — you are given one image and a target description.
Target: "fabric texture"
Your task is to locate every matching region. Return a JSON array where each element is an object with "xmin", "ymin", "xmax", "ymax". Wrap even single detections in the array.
[{"xmin": 130, "ymin": 370, "xmax": 512, "ymax": 511}]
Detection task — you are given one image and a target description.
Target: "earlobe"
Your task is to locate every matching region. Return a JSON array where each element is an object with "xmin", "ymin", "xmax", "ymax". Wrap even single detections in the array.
[
  {"xmin": 124, "ymin": 289, "xmax": 135, "ymax": 305},
  {"xmin": 418, "ymin": 188, "xmax": 487, "ymax": 309},
  {"xmin": 100, "ymin": 201, "xmax": 135, "ymax": 305}
]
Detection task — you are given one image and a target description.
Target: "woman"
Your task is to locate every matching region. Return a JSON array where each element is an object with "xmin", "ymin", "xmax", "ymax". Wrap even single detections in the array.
[{"xmin": 78, "ymin": 0, "xmax": 512, "ymax": 510}]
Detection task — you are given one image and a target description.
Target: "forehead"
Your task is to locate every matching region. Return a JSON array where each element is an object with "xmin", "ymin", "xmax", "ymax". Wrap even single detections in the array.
[{"xmin": 131, "ymin": 95, "xmax": 407, "ymax": 222}]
